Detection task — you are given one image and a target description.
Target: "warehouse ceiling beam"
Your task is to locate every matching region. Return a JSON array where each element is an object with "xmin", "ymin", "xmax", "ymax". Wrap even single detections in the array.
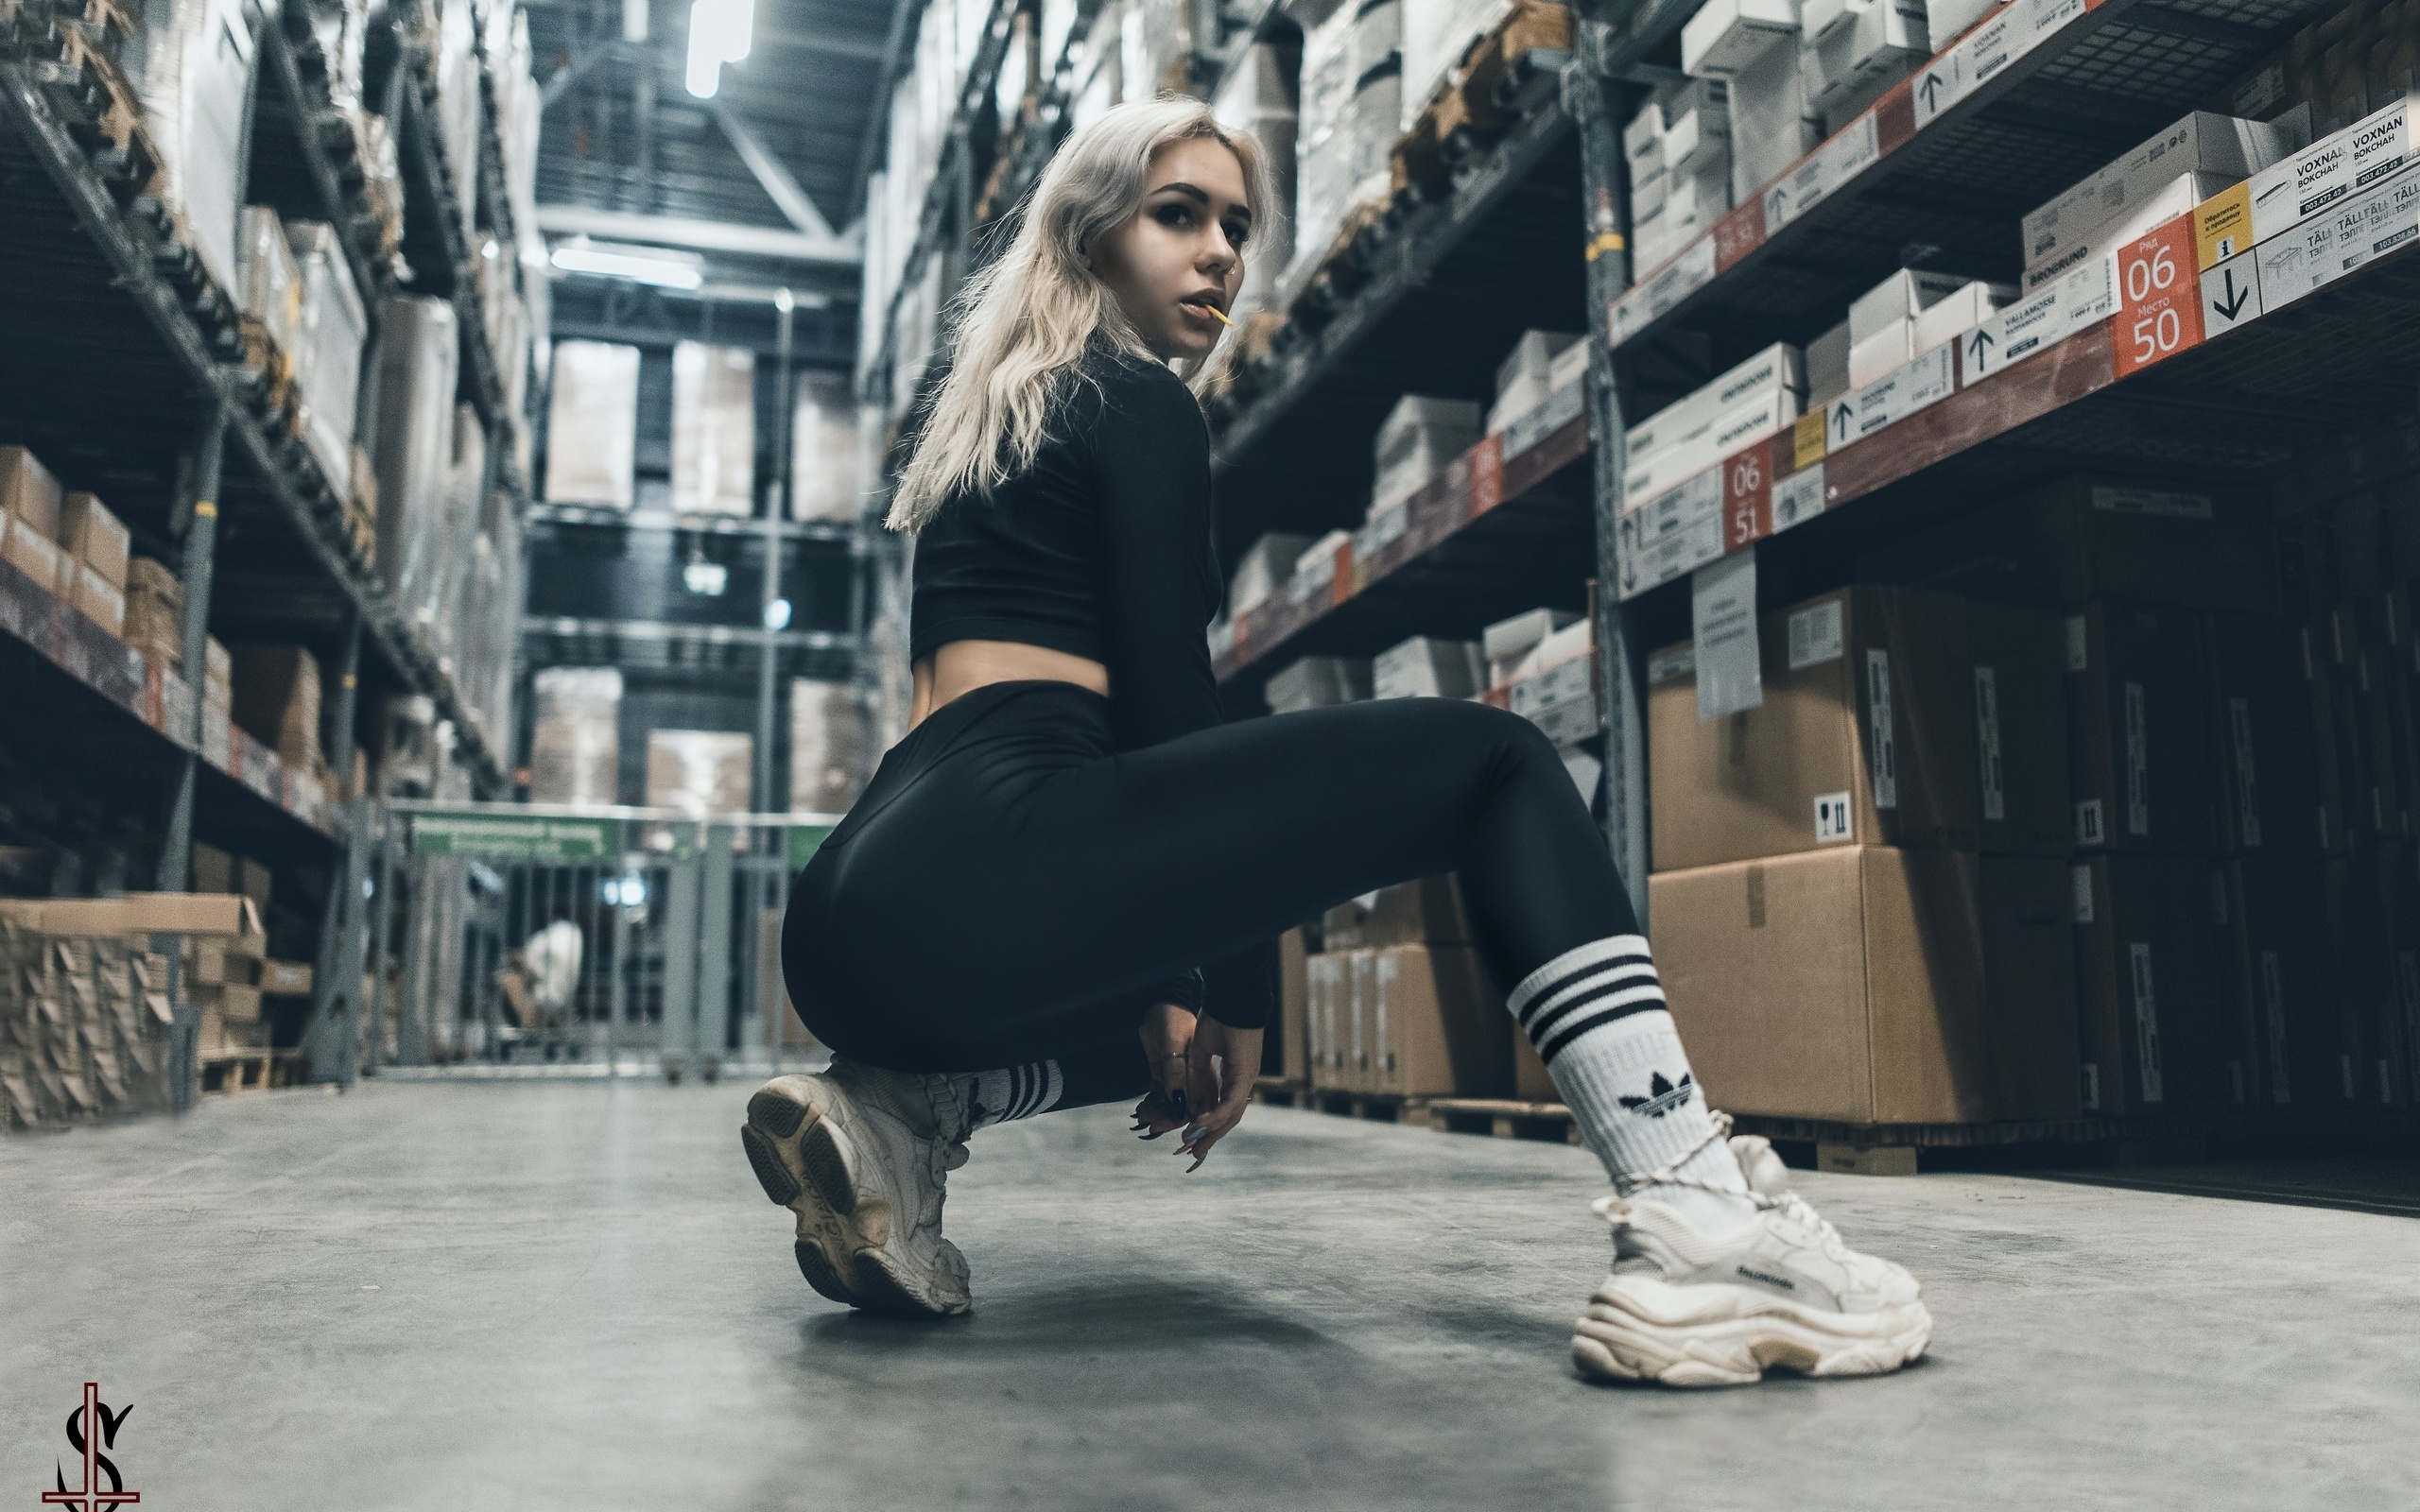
[
  {"xmin": 711, "ymin": 98, "xmax": 838, "ymax": 241},
  {"xmin": 533, "ymin": 206, "xmax": 862, "ymax": 264},
  {"xmin": 541, "ymin": 40, "xmax": 631, "ymax": 110}
]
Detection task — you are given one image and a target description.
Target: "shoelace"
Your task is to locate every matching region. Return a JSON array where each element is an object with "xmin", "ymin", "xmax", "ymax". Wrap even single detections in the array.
[{"xmin": 1605, "ymin": 1109, "xmax": 1847, "ymax": 1253}]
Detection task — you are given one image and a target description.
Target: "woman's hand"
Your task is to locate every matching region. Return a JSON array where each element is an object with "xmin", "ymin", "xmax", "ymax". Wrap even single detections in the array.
[
  {"xmin": 1132, "ymin": 1003, "xmax": 1196, "ymax": 1140},
  {"xmin": 1173, "ymin": 1016, "xmax": 1261, "ymax": 1172}
]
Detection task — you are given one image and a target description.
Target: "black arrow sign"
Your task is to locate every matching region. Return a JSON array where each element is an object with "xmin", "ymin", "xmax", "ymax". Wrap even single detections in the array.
[
  {"xmin": 1918, "ymin": 72, "xmax": 1946, "ymax": 111},
  {"xmin": 1965, "ymin": 326, "xmax": 1995, "ymax": 366},
  {"xmin": 1831, "ymin": 401, "xmax": 1854, "ymax": 443},
  {"xmin": 2211, "ymin": 266, "xmax": 2251, "ymax": 322}
]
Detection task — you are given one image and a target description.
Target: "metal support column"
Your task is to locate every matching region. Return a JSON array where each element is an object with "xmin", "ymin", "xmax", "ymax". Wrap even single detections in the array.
[
  {"xmin": 699, "ymin": 826, "xmax": 735, "ymax": 1074},
  {"xmin": 661, "ymin": 828, "xmax": 702, "ymax": 1078},
  {"xmin": 1570, "ymin": 27, "xmax": 1650, "ymax": 923},
  {"xmin": 159, "ymin": 396, "xmax": 228, "ymax": 894}
]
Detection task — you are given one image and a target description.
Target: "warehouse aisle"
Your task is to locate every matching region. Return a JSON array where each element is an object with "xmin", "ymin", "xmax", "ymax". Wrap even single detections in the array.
[{"xmin": 7, "ymin": 1083, "xmax": 2415, "ymax": 1511}]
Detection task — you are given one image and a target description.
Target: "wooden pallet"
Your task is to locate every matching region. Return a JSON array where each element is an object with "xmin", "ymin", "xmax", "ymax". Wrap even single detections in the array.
[
  {"xmin": 1263, "ymin": 1084, "xmax": 1588, "ymax": 1147},
  {"xmin": 199, "ymin": 1048, "xmax": 302, "ymax": 1094}
]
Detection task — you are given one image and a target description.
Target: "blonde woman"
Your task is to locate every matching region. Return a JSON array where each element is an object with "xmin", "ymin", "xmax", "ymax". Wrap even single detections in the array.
[{"xmin": 743, "ymin": 96, "xmax": 1930, "ymax": 1387}]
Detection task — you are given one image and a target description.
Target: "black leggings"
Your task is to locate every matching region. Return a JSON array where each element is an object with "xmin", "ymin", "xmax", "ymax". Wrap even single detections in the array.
[{"xmin": 782, "ymin": 679, "xmax": 1640, "ymax": 1108}]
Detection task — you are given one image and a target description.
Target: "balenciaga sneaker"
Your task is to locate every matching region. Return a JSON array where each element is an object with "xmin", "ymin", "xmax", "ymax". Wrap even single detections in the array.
[
  {"xmin": 741, "ymin": 1057, "xmax": 975, "ymax": 1316},
  {"xmin": 1571, "ymin": 1125, "xmax": 1931, "ymax": 1386}
]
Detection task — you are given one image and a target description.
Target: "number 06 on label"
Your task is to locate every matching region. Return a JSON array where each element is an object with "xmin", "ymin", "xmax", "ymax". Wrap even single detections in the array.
[{"xmin": 2111, "ymin": 216, "xmax": 2205, "ymax": 379}]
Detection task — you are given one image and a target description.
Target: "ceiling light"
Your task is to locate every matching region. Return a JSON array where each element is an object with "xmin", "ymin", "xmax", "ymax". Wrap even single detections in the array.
[
  {"xmin": 548, "ymin": 240, "xmax": 705, "ymax": 289},
  {"xmin": 685, "ymin": 0, "xmax": 753, "ymax": 98}
]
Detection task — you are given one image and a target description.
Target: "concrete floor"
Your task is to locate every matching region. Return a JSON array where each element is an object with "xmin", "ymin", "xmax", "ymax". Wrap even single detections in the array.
[{"xmin": 6, "ymin": 1081, "xmax": 2417, "ymax": 1512}]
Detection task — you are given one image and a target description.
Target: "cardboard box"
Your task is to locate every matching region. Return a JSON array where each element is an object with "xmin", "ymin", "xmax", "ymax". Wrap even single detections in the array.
[
  {"xmin": 1967, "ymin": 601, "xmax": 2070, "ymax": 855},
  {"xmin": 1682, "ymin": 0, "xmax": 1800, "ymax": 79},
  {"xmin": 530, "ymin": 666, "xmax": 621, "ymax": 808},
  {"xmin": 230, "ymin": 644, "xmax": 325, "ymax": 770},
  {"xmin": 544, "ymin": 340, "xmax": 640, "ymax": 508},
  {"xmin": 2205, "ymin": 613, "xmax": 2326, "ymax": 857},
  {"xmin": 1849, "ymin": 268, "xmax": 1975, "ymax": 344},
  {"xmin": 1512, "ymin": 1023, "xmax": 1558, "ymax": 1101},
  {"xmin": 670, "ymin": 341, "xmax": 756, "ymax": 516},
  {"xmin": 2024, "ymin": 112, "xmax": 2295, "ymax": 270},
  {"xmin": 790, "ymin": 678, "xmax": 871, "ymax": 816},
  {"xmin": 1277, "ymin": 926, "xmax": 1309, "ymax": 1082},
  {"xmin": 1622, "ymin": 385, "xmax": 1802, "ymax": 506},
  {"xmin": 645, "ymin": 730, "xmax": 752, "ymax": 817},
  {"xmin": 1847, "ymin": 319, "xmax": 1912, "ymax": 388},
  {"xmin": 5, "ymin": 892, "xmax": 264, "ymax": 942},
  {"xmin": 1856, "ymin": 475, "xmax": 2279, "ymax": 613},
  {"xmin": 192, "ymin": 840, "xmax": 233, "ymax": 896},
  {"xmin": 2022, "ymin": 171, "xmax": 2238, "ymax": 292},
  {"xmin": 1649, "ymin": 586, "xmax": 1978, "ymax": 871},
  {"xmin": 1369, "ymin": 944, "xmax": 1512, "ymax": 1098},
  {"xmin": 234, "ymin": 858, "xmax": 272, "ymax": 910},
  {"xmin": 1652, "ymin": 845, "xmax": 2080, "ymax": 1124},
  {"xmin": 1374, "ymin": 636, "xmax": 1486, "ymax": 700},
  {"xmin": 260, "ymin": 959, "xmax": 314, "ymax": 997},
  {"xmin": 188, "ymin": 936, "xmax": 263, "ymax": 986},
  {"xmin": 2072, "ymin": 854, "xmax": 2223, "ymax": 1115},
  {"xmin": 0, "ymin": 444, "xmax": 62, "ymax": 541},
  {"xmin": 1624, "ymin": 343, "xmax": 1806, "ymax": 475},
  {"xmin": 1359, "ymin": 873, "xmax": 1476, "ymax": 948},
  {"xmin": 1979, "ymin": 854, "xmax": 2086, "ymax": 1121},
  {"xmin": 1726, "ymin": 30, "xmax": 1821, "ymax": 198},
  {"xmin": 70, "ymin": 565, "xmax": 126, "ymax": 637},
  {"xmin": 58, "ymin": 493, "xmax": 130, "ymax": 590},
  {"xmin": 2215, "ymin": 859, "xmax": 2343, "ymax": 1110},
  {"xmin": 1305, "ymin": 950, "xmax": 1354, "ymax": 1091},
  {"xmin": 2205, "ymin": 90, "xmax": 2414, "ymax": 254},
  {"xmin": 2066, "ymin": 602, "xmax": 2216, "ymax": 854}
]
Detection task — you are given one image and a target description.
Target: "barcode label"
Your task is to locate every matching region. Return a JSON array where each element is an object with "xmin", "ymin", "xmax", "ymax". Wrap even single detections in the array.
[
  {"xmin": 2123, "ymin": 682, "xmax": 2150, "ymax": 836},
  {"xmin": 1975, "ymin": 666, "xmax": 2004, "ymax": 822},
  {"xmin": 1788, "ymin": 600, "xmax": 1844, "ymax": 669},
  {"xmin": 2129, "ymin": 942, "xmax": 2164, "ymax": 1105},
  {"xmin": 1866, "ymin": 649, "xmax": 1897, "ymax": 811}
]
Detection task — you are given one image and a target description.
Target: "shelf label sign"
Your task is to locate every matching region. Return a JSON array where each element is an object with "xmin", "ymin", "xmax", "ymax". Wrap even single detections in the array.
[
  {"xmin": 1722, "ymin": 446, "xmax": 1771, "ymax": 550},
  {"xmin": 1912, "ymin": 0, "xmax": 2091, "ymax": 132},
  {"xmin": 2111, "ymin": 215, "xmax": 2204, "ymax": 378},
  {"xmin": 2200, "ymin": 251, "xmax": 2264, "ymax": 337},
  {"xmin": 411, "ymin": 812, "xmax": 620, "ymax": 860},
  {"xmin": 1611, "ymin": 235, "xmax": 1716, "ymax": 346}
]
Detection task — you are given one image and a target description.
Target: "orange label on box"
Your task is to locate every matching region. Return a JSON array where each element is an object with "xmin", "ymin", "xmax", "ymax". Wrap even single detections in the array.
[
  {"xmin": 1722, "ymin": 446, "xmax": 1773, "ymax": 551},
  {"xmin": 2111, "ymin": 216, "xmax": 2204, "ymax": 380},
  {"xmin": 1469, "ymin": 434, "xmax": 1506, "ymax": 516}
]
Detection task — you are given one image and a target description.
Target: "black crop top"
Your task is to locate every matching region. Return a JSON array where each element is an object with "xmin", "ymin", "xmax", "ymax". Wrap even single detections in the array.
[
  {"xmin": 905, "ymin": 343, "xmax": 1277, "ymax": 1031},
  {"xmin": 908, "ymin": 344, "xmax": 1226, "ymax": 755}
]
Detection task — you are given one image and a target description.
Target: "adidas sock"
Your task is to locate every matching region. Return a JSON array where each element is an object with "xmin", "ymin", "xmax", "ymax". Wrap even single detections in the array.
[
  {"xmin": 1508, "ymin": 936, "xmax": 1756, "ymax": 1232},
  {"xmin": 965, "ymin": 1059, "xmax": 1064, "ymax": 1131}
]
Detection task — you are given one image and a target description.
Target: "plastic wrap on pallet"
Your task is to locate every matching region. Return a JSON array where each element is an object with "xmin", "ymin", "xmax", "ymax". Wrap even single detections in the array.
[
  {"xmin": 789, "ymin": 678, "xmax": 872, "ymax": 815},
  {"xmin": 369, "ymin": 296, "xmax": 458, "ymax": 617},
  {"xmin": 355, "ymin": 110, "xmax": 406, "ymax": 255},
  {"xmin": 284, "ymin": 221, "xmax": 367, "ymax": 498},
  {"xmin": 670, "ymin": 342, "xmax": 756, "ymax": 516},
  {"xmin": 436, "ymin": 0, "xmax": 479, "ymax": 230},
  {"xmin": 1212, "ymin": 43, "xmax": 1299, "ymax": 318},
  {"xmin": 646, "ymin": 730, "xmax": 753, "ymax": 818},
  {"xmin": 235, "ymin": 205, "xmax": 303, "ymax": 356},
  {"xmin": 305, "ymin": 0, "xmax": 369, "ymax": 113},
  {"xmin": 1401, "ymin": 0, "xmax": 1514, "ymax": 129},
  {"xmin": 529, "ymin": 667, "xmax": 620, "ymax": 806},
  {"xmin": 543, "ymin": 340, "xmax": 638, "ymax": 507},
  {"xmin": 789, "ymin": 370, "xmax": 860, "ymax": 523},
  {"xmin": 424, "ymin": 403, "xmax": 485, "ymax": 664},
  {"xmin": 133, "ymin": 0, "xmax": 255, "ymax": 298},
  {"xmin": 0, "ymin": 917, "xmax": 177, "ymax": 1129}
]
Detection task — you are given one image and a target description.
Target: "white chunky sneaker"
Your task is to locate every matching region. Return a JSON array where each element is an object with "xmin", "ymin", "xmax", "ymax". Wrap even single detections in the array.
[
  {"xmin": 740, "ymin": 1056, "xmax": 976, "ymax": 1316},
  {"xmin": 1571, "ymin": 1119, "xmax": 1931, "ymax": 1387}
]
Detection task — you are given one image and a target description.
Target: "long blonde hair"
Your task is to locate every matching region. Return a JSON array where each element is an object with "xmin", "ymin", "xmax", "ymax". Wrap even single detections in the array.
[{"xmin": 883, "ymin": 94, "xmax": 1279, "ymax": 533}]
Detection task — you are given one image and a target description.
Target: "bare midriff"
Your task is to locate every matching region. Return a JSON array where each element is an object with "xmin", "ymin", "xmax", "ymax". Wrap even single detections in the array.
[{"xmin": 908, "ymin": 639, "xmax": 1110, "ymax": 734}]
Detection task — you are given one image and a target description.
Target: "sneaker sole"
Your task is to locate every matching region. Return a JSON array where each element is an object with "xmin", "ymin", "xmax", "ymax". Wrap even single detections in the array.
[
  {"xmin": 740, "ymin": 1078, "xmax": 971, "ymax": 1318},
  {"xmin": 1570, "ymin": 1275, "xmax": 1931, "ymax": 1388}
]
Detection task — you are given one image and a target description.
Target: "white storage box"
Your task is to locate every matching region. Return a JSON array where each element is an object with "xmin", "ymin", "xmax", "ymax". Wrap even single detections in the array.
[
  {"xmin": 1625, "ymin": 342, "xmax": 1806, "ymax": 459},
  {"xmin": 1373, "ymin": 395, "xmax": 1481, "ymax": 512},
  {"xmin": 2021, "ymin": 171, "xmax": 2236, "ymax": 291},
  {"xmin": 1849, "ymin": 267, "xmax": 1976, "ymax": 342},
  {"xmin": 1682, "ymin": 0, "xmax": 1800, "ymax": 79},
  {"xmin": 1374, "ymin": 636, "xmax": 1487, "ymax": 699},
  {"xmin": 2023, "ymin": 112, "xmax": 2297, "ymax": 270}
]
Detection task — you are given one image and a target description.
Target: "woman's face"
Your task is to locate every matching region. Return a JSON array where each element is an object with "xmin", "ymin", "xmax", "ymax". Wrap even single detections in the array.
[{"xmin": 1084, "ymin": 136, "xmax": 1253, "ymax": 362}]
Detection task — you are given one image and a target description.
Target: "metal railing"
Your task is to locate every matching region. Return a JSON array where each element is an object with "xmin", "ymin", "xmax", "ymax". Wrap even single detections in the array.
[{"xmin": 349, "ymin": 801, "xmax": 841, "ymax": 1082}]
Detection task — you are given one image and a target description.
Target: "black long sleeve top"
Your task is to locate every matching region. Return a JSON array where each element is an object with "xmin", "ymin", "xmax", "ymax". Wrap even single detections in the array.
[{"xmin": 905, "ymin": 341, "xmax": 1279, "ymax": 1030}]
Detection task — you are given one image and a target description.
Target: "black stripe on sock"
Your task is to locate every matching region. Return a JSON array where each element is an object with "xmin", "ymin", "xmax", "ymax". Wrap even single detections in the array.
[
  {"xmin": 1028, "ymin": 1063, "xmax": 1055, "ymax": 1116},
  {"xmin": 1537, "ymin": 997, "xmax": 1669, "ymax": 1063},
  {"xmin": 1517, "ymin": 961, "xmax": 1659, "ymax": 1033},
  {"xmin": 1513, "ymin": 952, "xmax": 1655, "ymax": 1025},
  {"xmin": 1528, "ymin": 976, "xmax": 1666, "ymax": 1048},
  {"xmin": 1002, "ymin": 1064, "xmax": 1027, "ymax": 1123}
]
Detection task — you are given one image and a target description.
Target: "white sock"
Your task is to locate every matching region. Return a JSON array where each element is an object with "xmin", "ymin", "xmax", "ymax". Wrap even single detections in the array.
[
  {"xmin": 966, "ymin": 1060, "xmax": 1063, "ymax": 1130},
  {"xmin": 1509, "ymin": 936, "xmax": 1756, "ymax": 1232}
]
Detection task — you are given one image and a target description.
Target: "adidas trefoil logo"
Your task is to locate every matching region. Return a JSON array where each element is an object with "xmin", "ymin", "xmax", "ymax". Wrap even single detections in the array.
[{"xmin": 1618, "ymin": 1071, "xmax": 1694, "ymax": 1119}]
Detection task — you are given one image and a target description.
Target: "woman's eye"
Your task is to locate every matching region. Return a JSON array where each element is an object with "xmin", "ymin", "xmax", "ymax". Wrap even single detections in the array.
[{"xmin": 1157, "ymin": 205, "xmax": 1192, "ymax": 226}]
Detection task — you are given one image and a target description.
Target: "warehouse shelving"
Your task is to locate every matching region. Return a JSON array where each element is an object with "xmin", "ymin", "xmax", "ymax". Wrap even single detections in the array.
[
  {"xmin": 0, "ymin": 51, "xmax": 511, "ymax": 789},
  {"xmin": 526, "ymin": 502, "xmax": 861, "ymax": 542},
  {"xmin": 1605, "ymin": 0, "xmax": 2337, "ymax": 352}
]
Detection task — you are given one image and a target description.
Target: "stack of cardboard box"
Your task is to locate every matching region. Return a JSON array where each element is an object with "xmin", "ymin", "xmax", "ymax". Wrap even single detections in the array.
[
  {"xmin": 0, "ymin": 892, "xmax": 264, "ymax": 1126},
  {"xmin": 230, "ymin": 644, "xmax": 330, "ymax": 788},
  {"xmin": 1647, "ymin": 576, "xmax": 2079, "ymax": 1127},
  {"xmin": 1304, "ymin": 873, "xmax": 1515, "ymax": 1101}
]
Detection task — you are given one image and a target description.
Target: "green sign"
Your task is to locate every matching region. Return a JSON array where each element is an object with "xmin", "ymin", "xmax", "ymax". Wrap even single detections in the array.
[
  {"xmin": 786, "ymin": 823, "xmax": 836, "ymax": 869},
  {"xmin": 410, "ymin": 811, "xmax": 620, "ymax": 860}
]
